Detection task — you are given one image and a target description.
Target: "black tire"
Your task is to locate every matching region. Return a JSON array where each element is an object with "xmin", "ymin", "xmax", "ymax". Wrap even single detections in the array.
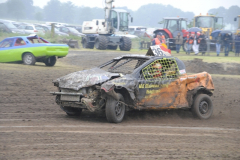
[
  {"xmin": 182, "ymin": 40, "xmax": 188, "ymax": 52},
  {"xmin": 82, "ymin": 38, "xmax": 94, "ymax": 49},
  {"xmin": 44, "ymin": 56, "xmax": 57, "ymax": 66},
  {"xmin": 95, "ymin": 36, "xmax": 108, "ymax": 50},
  {"xmin": 105, "ymin": 94, "xmax": 125, "ymax": 123},
  {"xmin": 119, "ymin": 37, "xmax": 131, "ymax": 51},
  {"xmin": 60, "ymin": 106, "xmax": 82, "ymax": 116},
  {"xmin": 22, "ymin": 53, "xmax": 36, "ymax": 65},
  {"xmin": 108, "ymin": 45, "xmax": 118, "ymax": 50},
  {"xmin": 192, "ymin": 94, "xmax": 213, "ymax": 119}
]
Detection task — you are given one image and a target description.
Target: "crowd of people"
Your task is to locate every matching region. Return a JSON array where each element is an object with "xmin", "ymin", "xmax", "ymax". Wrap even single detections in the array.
[
  {"xmin": 151, "ymin": 31, "xmax": 240, "ymax": 57},
  {"xmin": 184, "ymin": 31, "xmax": 240, "ymax": 56}
]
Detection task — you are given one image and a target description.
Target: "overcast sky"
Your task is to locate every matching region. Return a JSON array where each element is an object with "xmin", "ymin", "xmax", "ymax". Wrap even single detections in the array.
[{"xmin": 1, "ymin": 0, "xmax": 240, "ymax": 15}]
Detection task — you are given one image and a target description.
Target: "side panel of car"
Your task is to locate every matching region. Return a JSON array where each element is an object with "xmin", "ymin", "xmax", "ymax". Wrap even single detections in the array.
[{"xmin": 136, "ymin": 58, "xmax": 181, "ymax": 108}]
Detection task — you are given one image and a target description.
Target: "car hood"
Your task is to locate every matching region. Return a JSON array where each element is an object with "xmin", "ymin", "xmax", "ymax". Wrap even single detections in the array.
[{"xmin": 53, "ymin": 67, "xmax": 120, "ymax": 91}]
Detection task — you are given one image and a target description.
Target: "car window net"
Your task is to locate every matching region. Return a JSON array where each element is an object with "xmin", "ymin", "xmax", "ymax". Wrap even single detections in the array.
[
  {"xmin": 101, "ymin": 58, "xmax": 147, "ymax": 74},
  {"xmin": 141, "ymin": 58, "xmax": 179, "ymax": 80}
]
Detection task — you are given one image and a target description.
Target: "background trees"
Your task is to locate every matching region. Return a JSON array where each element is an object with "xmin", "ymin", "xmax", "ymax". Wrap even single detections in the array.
[{"xmin": 0, "ymin": 0, "xmax": 239, "ymax": 29}]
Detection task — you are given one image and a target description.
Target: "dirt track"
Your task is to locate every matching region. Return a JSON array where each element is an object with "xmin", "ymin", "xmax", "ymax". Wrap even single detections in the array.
[{"xmin": 0, "ymin": 50, "xmax": 240, "ymax": 160}]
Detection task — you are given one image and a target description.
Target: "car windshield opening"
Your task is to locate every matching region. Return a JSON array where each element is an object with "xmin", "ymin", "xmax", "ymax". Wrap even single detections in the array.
[{"xmin": 100, "ymin": 58, "xmax": 147, "ymax": 74}]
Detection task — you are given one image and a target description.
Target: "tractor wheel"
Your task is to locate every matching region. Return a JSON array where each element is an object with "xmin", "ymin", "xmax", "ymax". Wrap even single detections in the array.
[
  {"xmin": 192, "ymin": 94, "xmax": 213, "ymax": 119},
  {"xmin": 108, "ymin": 45, "xmax": 118, "ymax": 50},
  {"xmin": 44, "ymin": 56, "xmax": 57, "ymax": 66},
  {"xmin": 95, "ymin": 36, "xmax": 108, "ymax": 50},
  {"xmin": 119, "ymin": 37, "xmax": 131, "ymax": 51},
  {"xmin": 105, "ymin": 94, "xmax": 126, "ymax": 123},
  {"xmin": 22, "ymin": 53, "xmax": 36, "ymax": 65},
  {"xmin": 82, "ymin": 38, "xmax": 94, "ymax": 49},
  {"xmin": 60, "ymin": 106, "xmax": 82, "ymax": 116},
  {"xmin": 182, "ymin": 40, "xmax": 193, "ymax": 53}
]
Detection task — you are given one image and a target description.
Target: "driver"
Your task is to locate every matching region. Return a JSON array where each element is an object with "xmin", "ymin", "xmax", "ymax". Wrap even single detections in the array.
[
  {"xmin": 152, "ymin": 62, "xmax": 163, "ymax": 78},
  {"xmin": 15, "ymin": 38, "xmax": 26, "ymax": 46}
]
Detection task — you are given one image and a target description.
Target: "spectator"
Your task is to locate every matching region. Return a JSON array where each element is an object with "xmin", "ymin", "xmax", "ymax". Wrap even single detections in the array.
[
  {"xmin": 216, "ymin": 33, "xmax": 222, "ymax": 56},
  {"xmin": 235, "ymin": 33, "xmax": 240, "ymax": 56},
  {"xmin": 199, "ymin": 32, "xmax": 207, "ymax": 55},
  {"xmin": 152, "ymin": 32, "xmax": 166, "ymax": 46},
  {"xmin": 192, "ymin": 32, "xmax": 200, "ymax": 55},
  {"xmin": 223, "ymin": 33, "xmax": 232, "ymax": 56},
  {"xmin": 186, "ymin": 32, "xmax": 193, "ymax": 55},
  {"xmin": 175, "ymin": 32, "xmax": 183, "ymax": 53}
]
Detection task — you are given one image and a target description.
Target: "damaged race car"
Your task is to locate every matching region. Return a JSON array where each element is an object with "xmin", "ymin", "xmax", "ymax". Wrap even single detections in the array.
[
  {"xmin": 51, "ymin": 45, "xmax": 214, "ymax": 123},
  {"xmin": 0, "ymin": 34, "xmax": 68, "ymax": 66}
]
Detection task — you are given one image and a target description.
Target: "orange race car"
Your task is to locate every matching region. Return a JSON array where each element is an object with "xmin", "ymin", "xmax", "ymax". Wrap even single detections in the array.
[{"xmin": 51, "ymin": 46, "xmax": 214, "ymax": 123}]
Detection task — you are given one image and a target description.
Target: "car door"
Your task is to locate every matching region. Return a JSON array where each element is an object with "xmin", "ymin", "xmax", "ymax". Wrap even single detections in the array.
[
  {"xmin": 0, "ymin": 38, "xmax": 15, "ymax": 62},
  {"xmin": 137, "ymin": 58, "xmax": 181, "ymax": 108},
  {"xmin": 18, "ymin": 25, "xmax": 26, "ymax": 34}
]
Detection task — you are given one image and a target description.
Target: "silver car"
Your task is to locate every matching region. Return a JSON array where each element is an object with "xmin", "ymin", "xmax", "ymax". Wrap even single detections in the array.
[{"xmin": 18, "ymin": 24, "xmax": 45, "ymax": 35}]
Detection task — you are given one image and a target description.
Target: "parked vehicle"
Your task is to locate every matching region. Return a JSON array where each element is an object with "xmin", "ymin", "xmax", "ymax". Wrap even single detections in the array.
[
  {"xmin": 154, "ymin": 17, "xmax": 188, "ymax": 50},
  {"xmin": 128, "ymin": 26, "xmax": 147, "ymax": 34},
  {"xmin": 234, "ymin": 15, "xmax": 240, "ymax": 34},
  {"xmin": 0, "ymin": 35, "xmax": 69, "ymax": 66},
  {"xmin": 0, "ymin": 19, "xmax": 24, "ymax": 34},
  {"xmin": 35, "ymin": 24, "xmax": 69, "ymax": 36},
  {"xmin": 81, "ymin": 0, "xmax": 133, "ymax": 51},
  {"xmin": 17, "ymin": 24, "xmax": 45, "ymax": 35},
  {"xmin": 66, "ymin": 25, "xmax": 82, "ymax": 33},
  {"xmin": 46, "ymin": 22, "xmax": 67, "ymax": 27},
  {"xmin": 58, "ymin": 27, "xmax": 84, "ymax": 37},
  {"xmin": 51, "ymin": 46, "xmax": 214, "ymax": 123}
]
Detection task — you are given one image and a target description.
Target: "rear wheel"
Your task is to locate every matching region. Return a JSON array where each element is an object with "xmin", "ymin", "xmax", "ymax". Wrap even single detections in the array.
[
  {"xmin": 105, "ymin": 94, "xmax": 125, "ymax": 123},
  {"xmin": 44, "ymin": 56, "xmax": 57, "ymax": 66},
  {"xmin": 82, "ymin": 38, "xmax": 94, "ymax": 49},
  {"xmin": 23, "ymin": 53, "xmax": 36, "ymax": 65},
  {"xmin": 192, "ymin": 94, "xmax": 213, "ymax": 119},
  {"xmin": 119, "ymin": 37, "xmax": 131, "ymax": 51},
  {"xmin": 60, "ymin": 106, "xmax": 82, "ymax": 116},
  {"xmin": 183, "ymin": 40, "xmax": 188, "ymax": 52},
  {"xmin": 95, "ymin": 36, "xmax": 108, "ymax": 50}
]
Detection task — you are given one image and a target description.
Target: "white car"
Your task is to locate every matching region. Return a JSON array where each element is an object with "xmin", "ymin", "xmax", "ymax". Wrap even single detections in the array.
[{"xmin": 18, "ymin": 24, "xmax": 45, "ymax": 35}]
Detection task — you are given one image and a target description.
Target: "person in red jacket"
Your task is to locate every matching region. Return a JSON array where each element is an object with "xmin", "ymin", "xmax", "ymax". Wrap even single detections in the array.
[{"xmin": 152, "ymin": 32, "xmax": 166, "ymax": 46}]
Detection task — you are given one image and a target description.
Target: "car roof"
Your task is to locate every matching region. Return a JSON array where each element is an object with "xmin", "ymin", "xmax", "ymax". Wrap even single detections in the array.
[{"xmin": 113, "ymin": 54, "xmax": 174, "ymax": 60}]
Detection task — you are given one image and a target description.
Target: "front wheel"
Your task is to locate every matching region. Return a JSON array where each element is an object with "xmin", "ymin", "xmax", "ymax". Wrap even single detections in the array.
[
  {"xmin": 44, "ymin": 56, "xmax": 57, "ymax": 66},
  {"xmin": 119, "ymin": 37, "xmax": 131, "ymax": 51},
  {"xmin": 95, "ymin": 36, "xmax": 108, "ymax": 50},
  {"xmin": 105, "ymin": 94, "xmax": 125, "ymax": 123},
  {"xmin": 192, "ymin": 94, "xmax": 213, "ymax": 119},
  {"xmin": 23, "ymin": 53, "xmax": 36, "ymax": 65}
]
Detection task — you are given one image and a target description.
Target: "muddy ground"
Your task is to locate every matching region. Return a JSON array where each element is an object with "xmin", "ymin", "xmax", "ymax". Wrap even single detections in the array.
[{"xmin": 0, "ymin": 50, "xmax": 240, "ymax": 160}]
